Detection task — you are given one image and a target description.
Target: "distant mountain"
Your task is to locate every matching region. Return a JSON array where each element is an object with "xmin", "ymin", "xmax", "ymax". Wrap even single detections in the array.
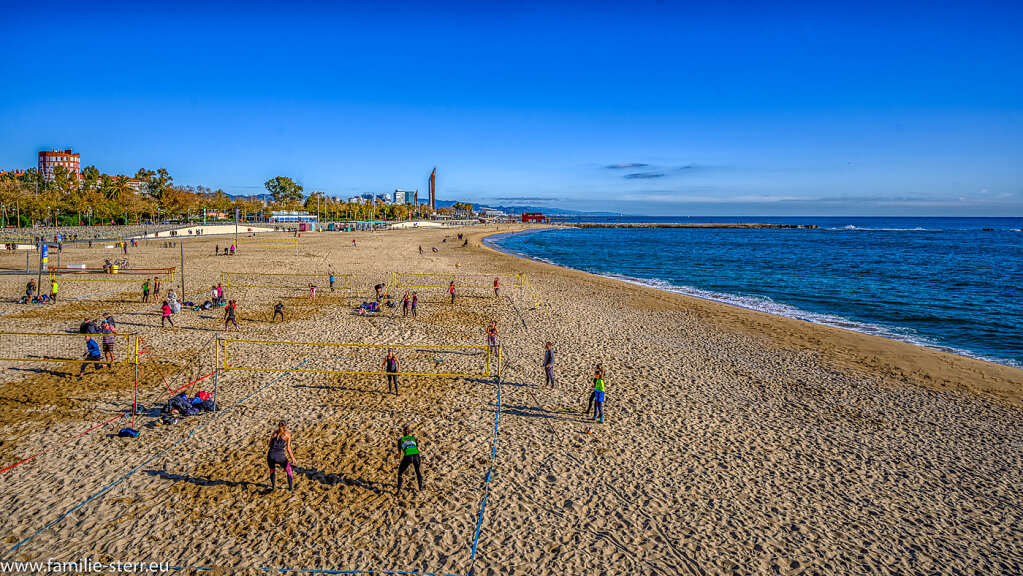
[{"xmin": 473, "ymin": 203, "xmax": 625, "ymax": 217}]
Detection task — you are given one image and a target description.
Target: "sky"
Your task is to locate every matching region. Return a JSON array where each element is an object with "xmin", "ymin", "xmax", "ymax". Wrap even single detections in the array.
[{"xmin": 1, "ymin": 0, "xmax": 1022, "ymax": 216}]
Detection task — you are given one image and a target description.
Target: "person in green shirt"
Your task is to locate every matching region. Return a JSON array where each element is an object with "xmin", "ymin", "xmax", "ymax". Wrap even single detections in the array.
[
  {"xmin": 593, "ymin": 372, "xmax": 606, "ymax": 424},
  {"xmin": 142, "ymin": 280, "xmax": 150, "ymax": 303},
  {"xmin": 50, "ymin": 279, "xmax": 58, "ymax": 302},
  {"xmin": 396, "ymin": 425, "xmax": 423, "ymax": 495}
]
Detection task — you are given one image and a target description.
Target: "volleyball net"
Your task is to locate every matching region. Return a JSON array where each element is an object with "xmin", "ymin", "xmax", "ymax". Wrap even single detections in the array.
[
  {"xmin": 393, "ymin": 272, "xmax": 523, "ymax": 290},
  {"xmin": 220, "ymin": 271, "xmax": 354, "ymax": 303},
  {"xmin": 0, "ymin": 331, "xmax": 140, "ymax": 369},
  {"xmin": 216, "ymin": 339, "xmax": 499, "ymax": 379},
  {"xmin": 49, "ymin": 267, "xmax": 176, "ymax": 283},
  {"xmin": 234, "ymin": 237, "xmax": 298, "ymax": 248}
]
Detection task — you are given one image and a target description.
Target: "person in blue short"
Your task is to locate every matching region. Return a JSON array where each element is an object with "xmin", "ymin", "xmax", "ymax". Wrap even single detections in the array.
[
  {"xmin": 593, "ymin": 371, "xmax": 605, "ymax": 424},
  {"xmin": 79, "ymin": 336, "xmax": 104, "ymax": 378}
]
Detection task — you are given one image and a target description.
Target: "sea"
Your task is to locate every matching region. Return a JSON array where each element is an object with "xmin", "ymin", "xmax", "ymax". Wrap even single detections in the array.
[{"xmin": 487, "ymin": 217, "xmax": 1023, "ymax": 369}]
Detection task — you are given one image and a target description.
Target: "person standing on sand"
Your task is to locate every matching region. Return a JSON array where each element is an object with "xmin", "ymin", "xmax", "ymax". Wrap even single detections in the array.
[
  {"xmin": 215, "ymin": 245, "xmax": 219, "ymax": 256},
  {"xmin": 383, "ymin": 349, "xmax": 400, "ymax": 396},
  {"xmin": 308, "ymin": 283, "xmax": 317, "ymax": 301},
  {"xmin": 161, "ymin": 301, "xmax": 175, "ymax": 328},
  {"xmin": 493, "ymin": 277, "xmax": 500, "ymax": 297},
  {"xmin": 411, "ymin": 292, "xmax": 418, "ymax": 319},
  {"xmin": 329, "ymin": 272, "xmax": 335, "ymax": 292},
  {"xmin": 273, "ymin": 301, "xmax": 285, "ymax": 323},
  {"xmin": 142, "ymin": 279, "xmax": 150, "ymax": 303},
  {"xmin": 593, "ymin": 372, "xmax": 606, "ymax": 423},
  {"xmin": 543, "ymin": 342, "xmax": 555, "ymax": 388},
  {"xmin": 267, "ymin": 419, "xmax": 298, "ymax": 491},
  {"xmin": 487, "ymin": 321, "xmax": 499, "ymax": 357},
  {"xmin": 100, "ymin": 321, "xmax": 117, "ymax": 368},
  {"xmin": 402, "ymin": 292, "xmax": 410, "ymax": 317},
  {"xmin": 224, "ymin": 300, "xmax": 240, "ymax": 331},
  {"xmin": 153, "ymin": 276, "xmax": 161, "ymax": 298},
  {"xmin": 449, "ymin": 281, "xmax": 455, "ymax": 304},
  {"xmin": 396, "ymin": 425, "xmax": 423, "ymax": 495},
  {"xmin": 587, "ymin": 363, "xmax": 604, "ymax": 417},
  {"xmin": 418, "ymin": 245, "xmax": 423, "ymax": 255},
  {"xmin": 50, "ymin": 279, "xmax": 58, "ymax": 302}
]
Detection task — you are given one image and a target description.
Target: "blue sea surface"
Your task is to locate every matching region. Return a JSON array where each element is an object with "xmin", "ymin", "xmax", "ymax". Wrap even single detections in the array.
[{"xmin": 489, "ymin": 217, "xmax": 1023, "ymax": 368}]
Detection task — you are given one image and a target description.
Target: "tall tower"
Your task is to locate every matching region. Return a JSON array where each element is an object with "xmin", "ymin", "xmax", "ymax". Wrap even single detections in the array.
[{"xmin": 429, "ymin": 167, "xmax": 436, "ymax": 210}]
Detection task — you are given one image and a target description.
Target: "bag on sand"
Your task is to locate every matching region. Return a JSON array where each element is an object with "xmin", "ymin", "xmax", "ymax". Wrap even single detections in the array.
[{"xmin": 118, "ymin": 427, "xmax": 140, "ymax": 438}]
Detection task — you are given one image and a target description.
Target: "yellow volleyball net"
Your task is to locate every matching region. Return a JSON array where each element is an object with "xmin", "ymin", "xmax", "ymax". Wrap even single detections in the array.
[
  {"xmin": 0, "ymin": 331, "xmax": 140, "ymax": 369},
  {"xmin": 393, "ymin": 272, "xmax": 523, "ymax": 290},
  {"xmin": 220, "ymin": 271, "xmax": 354, "ymax": 304},
  {"xmin": 216, "ymin": 339, "xmax": 499, "ymax": 379},
  {"xmin": 49, "ymin": 267, "xmax": 175, "ymax": 283},
  {"xmin": 46, "ymin": 268, "xmax": 175, "ymax": 300},
  {"xmin": 234, "ymin": 237, "xmax": 299, "ymax": 248}
]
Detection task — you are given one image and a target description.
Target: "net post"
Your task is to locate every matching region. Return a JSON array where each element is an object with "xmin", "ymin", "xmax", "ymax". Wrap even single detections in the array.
[
  {"xmin": 132, "ymin": 334, "xmax": 139, "ymax": 428},
  {"xmin": 213, "ymin": 338, "xmax": 220, "ymax": 407},
  {"xmin": 497, "ymin": 344, "xmax": 502, "ymax": 381}
]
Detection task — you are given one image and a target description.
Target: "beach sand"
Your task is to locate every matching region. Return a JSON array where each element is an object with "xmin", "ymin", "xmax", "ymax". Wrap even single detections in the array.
[{"xmin": 0, "ymin": 225, "xmax": 1020, "ymax": 575}]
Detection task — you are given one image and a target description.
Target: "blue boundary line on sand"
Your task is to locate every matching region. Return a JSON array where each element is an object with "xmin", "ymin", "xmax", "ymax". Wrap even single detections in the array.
[
  {"xmin": 8, "ymin": 359, "xmax": 310, "ymax": 553},
  {"xmin": 465, "ymin": 376, "xmax": 502, "ymax": 576}
]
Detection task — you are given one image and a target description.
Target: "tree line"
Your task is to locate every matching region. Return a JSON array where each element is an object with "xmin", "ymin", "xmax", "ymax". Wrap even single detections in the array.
[{"xmin": 0, "ymin": 168, "xmax": 453, "ymax": 227}]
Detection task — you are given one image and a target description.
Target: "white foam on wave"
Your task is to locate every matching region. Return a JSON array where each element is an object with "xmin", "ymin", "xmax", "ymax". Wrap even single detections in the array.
[
  {"xmin": 487, "ymin": 230, "xmax": 1022, "ymax": 370},
  {"xmin": 831, "ymin": 226, "xmax": 940, "ymax": 231},
  {"xmin": 602, "ymin": 272, "xmax": 1023, "ymax": 370}
]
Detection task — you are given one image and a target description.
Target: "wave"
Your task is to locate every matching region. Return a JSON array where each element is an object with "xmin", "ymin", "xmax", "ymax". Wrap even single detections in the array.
[
  {"xmin": 598, "ymin": 272, "xmax": 1022, "ymax": 370},
  {"xmin": 830, "ymin": 226, "xmax": 941, "ymax": 231},
  {"xmin": 486, "ymin": 232, "xmax": 1021, "ymax": 370}
]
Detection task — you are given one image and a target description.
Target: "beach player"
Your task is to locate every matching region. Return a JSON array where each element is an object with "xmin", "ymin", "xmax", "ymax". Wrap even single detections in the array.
[
  {"xmin": 79, "ymin": 335, "xmax": 104, "ymax": 379},
  {"xmin": 273, "ymin": 302, "xmax": 285, "ymax": 322},
  {"xmin": 587, "ymin": 363, "xmax": 604, "ymax": 417},
  {"xmin": 161, "ymin": 300, "xmax": 175, "ymax": 328},
  {"xmin": 487, "ymin": 321, "xmax": 499, "ymax": 357},
  {"xmin": 224, "ymin": 300, "xmax": 240, "ymax": 332},
  {"xmin": 375, "ymin": 283, "xmax": 385, "ymax": 301},
  {"xmin": 329, "ymin": 272, "xmax": 335, "ymax": 292},
  {"xmin": 411, "ymin": 292, "xmax": 418, "ymax": 319},
  {"xmin": 418, "ymin": 245, "xmax": 423, "ymax": 255},
  {"xmin": 308, "ymin": 283, "xmax": 317, "ymax": 301},
  {"xmin": 449, "ymin": 281, "xmax": 455, "ymax": 304},
  {"xmin": 383, "ymin": 349, "xmax": 400, "ymax": 396},
  {"xmin": 50, "ymin": 279, "xmax": 58, "ymax": 302},
  {"xmin": 142, "ymin": 279, "xmax": 150, "ymax": 303},
  {"xmin": 267, "ymin": 419, "xmax": 298, "ymax": 491},
  {"xmin": 100, "ymin": 321, "xmax": 117, "ymax": 368},
  {"xmin": 593, "ymin": 372, "xmax": 605, "ymax": 423},
  {"xmin": 396, "ymin": 425, "xmax": 423, "ymax": 495},
  {"xmin": 494, "ymin": 277, "xmax": 500, "ymax": 297},
  {"xmin": 153, "ymin": 276, "xmax": 161, "ymax": 297},
  {"xmin": 543, "ymin": 342, "xmax": 555, "ymax": 388},
  {"xmin": 402, "ymin": 292, "xmax": 411, "ymax": 317}
]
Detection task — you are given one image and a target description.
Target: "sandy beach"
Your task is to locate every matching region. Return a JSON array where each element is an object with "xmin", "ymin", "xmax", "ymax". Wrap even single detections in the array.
[{"xmin": 0, "ymin": 224, "xmax": 1020, "ymax": 575}]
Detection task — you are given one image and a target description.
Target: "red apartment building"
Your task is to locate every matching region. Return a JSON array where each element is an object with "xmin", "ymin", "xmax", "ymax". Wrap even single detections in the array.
[{"xmin": 38, "ymin": 149, "xmax": 81, "ymax": 181}]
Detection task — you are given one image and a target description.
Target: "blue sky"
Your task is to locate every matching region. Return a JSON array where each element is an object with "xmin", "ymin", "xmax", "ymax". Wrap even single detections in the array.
[{"xmin": 1, "ymin": 1, "xmax": 1021, "ymax": 215}]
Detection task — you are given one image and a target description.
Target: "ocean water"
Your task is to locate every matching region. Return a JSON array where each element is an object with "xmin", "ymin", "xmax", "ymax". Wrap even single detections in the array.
[{"xmin": 489, "ymin": 217, "xmax": 1023, "ymax": 368}]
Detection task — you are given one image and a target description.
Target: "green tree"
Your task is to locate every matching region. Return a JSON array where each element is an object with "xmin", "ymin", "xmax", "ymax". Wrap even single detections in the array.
[
  {"xmin": 264, "ymin": 176, "xmax": 304, "ymax": 205},
  {"xmin": 135, "ymin": 167, "xmax": 173, "ymax": 199}
]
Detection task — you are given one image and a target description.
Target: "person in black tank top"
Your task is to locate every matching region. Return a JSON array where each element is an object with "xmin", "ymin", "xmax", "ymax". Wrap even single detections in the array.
[
  {"xmin": 267, "ymin": 420, "xmax": 298, "ymax": 491},
  {"xmin": 383, "ymin": 349, "xmax": 400, "ymax": 396}
]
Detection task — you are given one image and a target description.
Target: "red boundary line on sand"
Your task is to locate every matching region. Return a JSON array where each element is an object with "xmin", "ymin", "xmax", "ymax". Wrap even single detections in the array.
[{"xmin": 0, "ymin": 412, "xmax": 126, "ymax": 475}]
